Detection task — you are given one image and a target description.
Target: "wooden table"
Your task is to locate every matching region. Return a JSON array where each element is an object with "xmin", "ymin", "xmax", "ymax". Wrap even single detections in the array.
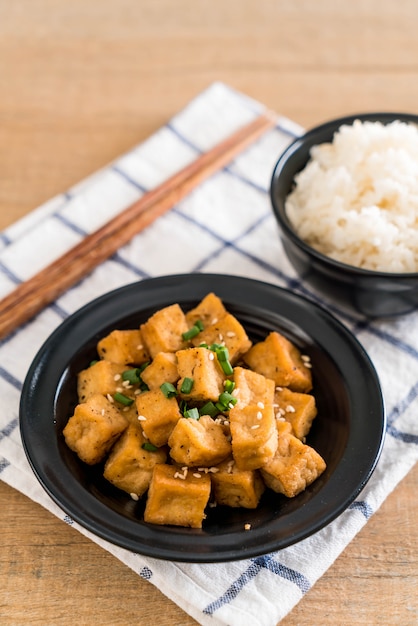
[{"xmin": 1, "ymin": 2, "xmax": 417, "ymax": 624}]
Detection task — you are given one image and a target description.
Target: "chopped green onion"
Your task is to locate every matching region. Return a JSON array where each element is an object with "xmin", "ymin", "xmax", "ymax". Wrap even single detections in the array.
[
  {"xmin": 113, "ymin": 392, "xmax": 134, "ymax": 406},
  {"xmin": 220, "ymin": 359, "xmax": 234, "ymax": 376},
  {"xmin": 218, "ymin": 392, "xmax": 237, "ymax": 408},
  {"xmin": 184, "ymin": 407, "xmax": 200, "ymax": 420},
  {"xmin": 180, "ymin": 377, "xmax": 194, "ymax": 394},
  {"xmin": 195, "ymin": 319, "xmax": 204, "ymax": 331},
  {"xmin": 209, "ymin": 342, "xmax": 223, "ymax": 352},
  {"xmin": 141, "ymin": 442, "xmax": 159, "ymax": 452},
  {"xmin": 182, "ymin": 320, "xmax": 204, "ymax": 341},
  {"xmin": 198, "ymin": 342, "xmax": 209, "ymax": 348},
  {"xmin": 215, "ymin": 401, "xmax": 227, "ymax": 413},
  {"xmin": 122, "ymin": 368, "xmax": 141, "ymax": 385},
  {"xmin": 224, "ymin": 379, "xmax": 235, "ymax": 393},
  {"xmin": 160, "ymin": 382, "xmax": 178, "ymax": 398},
  {"xmin": 89, "ymin": 360, "xmax": 98, "ymax": 367},
  {"xmin": 182, "ymin": 325, "xmax": 200, "ymax": 340},
  {"xmin": 199, "ymin": 401, "xmax": 219, "ymax": 418},
  {"xmin": 215, "ymin": 346, "xmax": 229, "ymax": 361}
]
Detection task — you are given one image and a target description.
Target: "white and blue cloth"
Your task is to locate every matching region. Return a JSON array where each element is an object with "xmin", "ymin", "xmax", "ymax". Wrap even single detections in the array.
[{"xmin": 0, "ymin": 83, "xmax": 417, "ymax": 626}]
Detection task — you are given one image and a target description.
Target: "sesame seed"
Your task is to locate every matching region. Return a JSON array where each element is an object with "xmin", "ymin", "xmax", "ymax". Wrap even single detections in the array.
[
  {"xmin": 116, "ymin": 386, "xmax": 123, "ymax": 393},
  {"xmin": 226, "ymin": 331, "xmax": 236, "ymax": 337},
  {"xmin": 276, "ymin": 416, "xmax": 286, "ymax": 421},
  {"xmin": 130, "ymin": 493, "xmax": 139, "ymax": 501},
  {"xmin": 101, "ymin": 409, "xmax": 105, "ymax": 416},
  {"xmin": 142, "ymin": 431, "xmax": 148, "ymax": 439},
  {"xmin": 211, "ymin": 318, "xmax": 218, "ymax": 324},
  {"xmin": 244, "ymin": 523, "xmax": 251, "ymax": 531},
  {"xmin": 232, "ymin": 388, "xmax": 240, "ymax": 396},
  {"xmin": 114, "ymin": 374, "xmax": 121, "ymax": 381},
  {"xmin": 286, "ymin": 405, "xmax": 296, "ymax": 413},
  {"xmin": 275, "ymin": 386, "xmax": 283, "ymax": 392},
  {"xmin": 209, "ymin": 352, "xmax": 215, "ymax": 361},
  {"xmin": 304, "ymin": 362, "xmax": 312, "ymax": 369},
  {"xmin": 134, "ymin": 389, "xmax": 141, "ymax": 395},
  {"xmin": 106, "ymin": 394, "xmax": 114, "ymax": 403},
  {"xmin": 209, "ymin": 467, "xmax": 220, "ymax": 473},
  {"xmin": 301, "ymin": 354, "xmax": 311, "ymax": 362},
  {"xmin": 257, "ymin": 401, "xmax": 265, "ymax": 409},
  {"xmin": 137, "ymin": 344, "xmax": 143, "ymax": 350},
  {"xmin": 256, "ymin": 411, "xmax": 263, "ymax": 419},
  {"xmin": 251, "ymin": 424, "xmax": 260, "ymax": 430},
  {"xmin": 218, "ymin": 333, "xmax": 224, "ymax": 341},
  {"xmin": 123, "ymin": 406, "xmax": 130, "ymax": 412},
  {"xmin": 122, "ymin": 380, "xmax": 131, "ymax": 388},
  {"xmin": 138, "ymin": 415, "xmax": 147, "ymax": 421},
  {"xmin": 193, "ymin": 473, "xmax": 202, "ymax": 478}
]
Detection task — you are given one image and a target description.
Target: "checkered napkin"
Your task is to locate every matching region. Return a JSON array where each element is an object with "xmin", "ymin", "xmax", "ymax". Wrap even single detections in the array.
[{"xmin": 1, "ymin": 83, "xmax": 417, "ymax": 626}]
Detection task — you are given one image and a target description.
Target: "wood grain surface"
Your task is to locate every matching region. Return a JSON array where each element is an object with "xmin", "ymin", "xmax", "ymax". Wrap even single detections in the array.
[{"xmin": 1, "ymin": 2, "xmax": 417, "ymax": 624}]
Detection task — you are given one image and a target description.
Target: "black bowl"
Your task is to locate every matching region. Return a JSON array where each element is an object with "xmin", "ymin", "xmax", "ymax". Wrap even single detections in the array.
[
  {"xmin": 270, "ymin": 112, "xmax": 418, "ymax": 318},
  {"xmin": 20, "ymin": 274, "xmax": 385, "ymax": 562}
]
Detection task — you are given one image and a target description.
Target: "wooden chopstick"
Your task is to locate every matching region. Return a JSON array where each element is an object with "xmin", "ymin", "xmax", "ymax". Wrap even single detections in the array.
[{"xmin": 0, "ymin": 111, "xmax": 277, "ymax": 340}]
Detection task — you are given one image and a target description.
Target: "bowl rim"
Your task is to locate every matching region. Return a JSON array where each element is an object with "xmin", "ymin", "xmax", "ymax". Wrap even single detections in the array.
[
  {"xmin": 270, "ymin": 112, "xmax": 418, "ymax": 280},
  {"xmin": 19, "ymin": 273, "xmax": 386, "ymax": 562}
]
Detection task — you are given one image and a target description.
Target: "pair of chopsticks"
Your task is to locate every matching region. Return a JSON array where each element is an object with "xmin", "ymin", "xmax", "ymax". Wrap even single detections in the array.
[{"xmin": 0, "ymin": 111, "xmax": 277, "ymax": 341}]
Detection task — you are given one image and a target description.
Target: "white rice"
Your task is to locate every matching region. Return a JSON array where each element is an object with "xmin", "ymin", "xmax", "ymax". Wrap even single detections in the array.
[{"xmin": 285, "ymin": 119, "xmax": 418, "ymax": 273}]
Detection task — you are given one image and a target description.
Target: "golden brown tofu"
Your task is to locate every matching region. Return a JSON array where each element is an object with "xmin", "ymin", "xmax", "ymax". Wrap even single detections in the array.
[
  {"xmin": 274, "ymin": 387, "xmax": 317, "ymax": 440},
  {"xmin": 140, "ymin": 352, "xmax": 179, "ymax": 390},
  {"xmin": 243, "ymin": 331, "xmax": 312, "ymax": 392},
  {"xmin": 229, "ymin": 404, "xmax": 278, "ymax": 470},
  {"xmin": 210, "ymin": 457, "xmax": 265, "ymax": 508},
  {"xmin": 63, "ymin": 394, "xmax": 128, "ymax": 465},
  {"xmin": 103, "ymin": 423, "xmax": 167, "ymax": 496},
  {"xmin": 233, "ymin": 366, "xmax": 275, "ymax": 408},
  {"xmin": 144, "ymin": 464, "xmax": 211, "ymax": 528},
  {"xmin": 261, "ymin": 422, "xmax": 326, "ymax": 497},
  {"xmin": 185, "ymin": 292, "xmax": 227, "ymax": 327},
  {"xmin": 135, "ymin": 388, "xmax": 182, "ymax": 447},
  {"xmin": 168, "ymin": 415, "xmax": 232, "ymax": 467},
  {"xmin": 176, "ymin": 346, "xmax": 225, "ymax": 402},
  {"xmin": 140, "ymin": 304, "xmax": 188, "ymax": 358},
  {"xmin": 191, "ymin": 313, "xmax": 252, "ymax": 363},
  {"xmin": 97, "ymin": 329, "xmax": 149, "ymax": 365},
  {"xmin": 77, "ymin": 360, "xmax": 128, "ymax": 402}
]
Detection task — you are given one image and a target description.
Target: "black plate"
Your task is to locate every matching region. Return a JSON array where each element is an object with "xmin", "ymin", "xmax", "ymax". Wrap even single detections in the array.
[{"xmin": 20, "ymin": 274, "xmax": 385, "ymax": 562}]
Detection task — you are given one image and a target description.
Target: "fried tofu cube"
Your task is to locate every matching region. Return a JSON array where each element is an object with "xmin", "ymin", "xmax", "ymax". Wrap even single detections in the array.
[
  {"xmin": 274, "ymin": 387, "xmax": 317, "ymax": 440},
  {"xmin": 63, "ymin": 394, "xmax": 128, "ymax": 465},
  {"xmin": 97, "ymin": 329, "xmax": 149, "ymax": 365},
  {"xmin": 261, "ymin": 421, "xmax": 326, "ymax": 497},
  {"xmin": 176, "ymin": 347, "xmax": 225, "ymax": 402},
  {"xmin": 233, "ymin": 366, "xmax": 275, "ymax": 408},
  {"xmin": 229, "ymin": 404, "xmax": 278, "ymax": 470},
  {"xmin": 77, "ymin": 360, "xmax": 128, "ymax": 402},
  {"xmin": 144, "ymin": 464, "xmax": 211, "ymax": 528},
  {"xmin": 185, "ymin": 292, "xmax": 227, "ymax": 327},
  {"xmin": 103, "ymin": 423, "xmax": 167, "ymax": 497},
  {"xmin": 191, "ymin": 313, "xmax": 252, "ymax": 363},
  {"xmin": 135, "ymin": 389, "xmax": 182, "ymax": 447},
  {"xmin": 243, "ymin": 331, "xmax": 312, "ymax": 392},
  {"xmin": 140, "ymin": 352, "xmax": 179, "ymax": 390},
  {"xmin": 140, "ymin": 304, "xmax": 188, "ymax": 358},
  {"xmin": 168, "ymin": 415, "xmax": 231, "ymax": 467},
  {"xmin": 210, "ymin": 457, "xmax": 265, "ymax": 508}
]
